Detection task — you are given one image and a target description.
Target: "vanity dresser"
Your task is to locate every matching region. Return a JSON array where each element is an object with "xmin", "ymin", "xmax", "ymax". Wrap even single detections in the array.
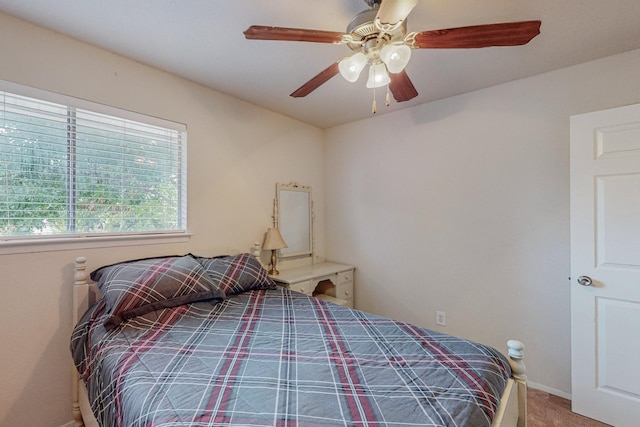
[
  {"xmin": 268, "ymin": 182, "xmax": 355, "ymax": 308},
  {"xmin": 270, "ymin": 262, "xmax": 355, "ymax": 308}
]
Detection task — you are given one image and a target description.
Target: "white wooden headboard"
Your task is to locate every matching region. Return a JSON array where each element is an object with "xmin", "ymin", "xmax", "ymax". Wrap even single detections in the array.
[{"xmin": 72, "ymin": 256, "xmax": 100, "ymax": 427}]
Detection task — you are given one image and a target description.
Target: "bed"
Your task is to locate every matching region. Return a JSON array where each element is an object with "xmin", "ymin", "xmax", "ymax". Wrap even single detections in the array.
[{"xmin": 70, "ymin": 253, "xmax": 527, "ymax": 427}]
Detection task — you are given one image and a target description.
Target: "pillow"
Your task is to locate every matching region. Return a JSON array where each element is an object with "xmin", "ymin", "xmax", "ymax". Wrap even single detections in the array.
[
  {"xmin": 91, "ymin": 255, "xmax": 226, "ymax": 330},
  {"xmin": 196, "ymin": 253, "xmax": 276, "ymax": 296}
]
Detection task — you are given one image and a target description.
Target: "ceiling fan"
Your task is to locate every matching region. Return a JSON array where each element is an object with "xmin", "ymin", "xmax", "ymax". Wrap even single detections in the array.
[{"xmin": 244, "ymin": 0, "xmax": 540, "ymax": 111}]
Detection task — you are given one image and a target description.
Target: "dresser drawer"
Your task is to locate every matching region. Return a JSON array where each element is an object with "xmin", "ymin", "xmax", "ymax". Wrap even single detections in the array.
[
  {"xmin": 337, "ymin": 270, "xmax": 353, "ymax": 284},
  {"xmin": 289, "ymin": 280, "xmax": 315, "ymax": 296},
  {"xmin": 335, "ymin": 282, "xmax": 353, "ymax": 301}
]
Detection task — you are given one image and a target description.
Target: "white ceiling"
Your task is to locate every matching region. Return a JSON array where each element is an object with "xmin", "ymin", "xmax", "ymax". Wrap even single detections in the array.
[{"xmin": 1, "ymin": 0, "xmax": 640, "ymax": 128}]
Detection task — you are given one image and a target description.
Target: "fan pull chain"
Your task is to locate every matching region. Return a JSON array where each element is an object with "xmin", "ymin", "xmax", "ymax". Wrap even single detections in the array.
[
  {"xmin": 371, "ymin": 87, "xmax": 392, "ymax": 113},
  {"xmin": 372, "ymin": 86, "xmax": 377, "ymax": 114}
]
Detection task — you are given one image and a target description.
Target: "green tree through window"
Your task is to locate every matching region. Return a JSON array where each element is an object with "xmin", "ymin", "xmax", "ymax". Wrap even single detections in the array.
[{"xmin": 0, "ymin": 90, "xmax": 186, "ymax": 237}]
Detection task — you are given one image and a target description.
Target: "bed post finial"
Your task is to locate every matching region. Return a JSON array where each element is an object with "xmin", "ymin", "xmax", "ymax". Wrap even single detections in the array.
[
  {"xmin": 507, "ymin": 339, "xmax": 527, "ymax": 427},
  {"xmin": 507, "ymin": 340, "xmax": 526, "ymax": 379},
  {"xmin": 75, "ymin": 256, "xmax": 88, "ymax": 286}
]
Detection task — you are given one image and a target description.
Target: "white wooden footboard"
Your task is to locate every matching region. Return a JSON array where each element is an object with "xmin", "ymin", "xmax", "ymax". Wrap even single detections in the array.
[{"xmin": 492, "ymin": 340, "xmax": 527, "ymax": 427}]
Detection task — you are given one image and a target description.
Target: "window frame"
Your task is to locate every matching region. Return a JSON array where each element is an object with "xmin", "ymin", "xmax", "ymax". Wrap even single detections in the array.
[{"xmin": 0, "ymin": 80, "xmax": 190, "ymax": 254}]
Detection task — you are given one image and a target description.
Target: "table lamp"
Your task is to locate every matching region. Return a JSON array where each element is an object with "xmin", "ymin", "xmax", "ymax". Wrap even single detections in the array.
[{"xmin": 262, "ymin": 227, "xmax": 288, "ymax": 275}]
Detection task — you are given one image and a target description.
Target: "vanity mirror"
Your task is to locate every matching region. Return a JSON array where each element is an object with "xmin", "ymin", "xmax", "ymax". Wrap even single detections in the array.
[{"xmin": 275, "ymin": 182, "xmax": 312, "ymax": 258}]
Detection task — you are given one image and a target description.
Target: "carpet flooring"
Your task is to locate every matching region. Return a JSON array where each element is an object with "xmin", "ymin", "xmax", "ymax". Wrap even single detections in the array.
[{"xmin": 527, "ymin": 387, "xmax": 612, "ymax": 427}]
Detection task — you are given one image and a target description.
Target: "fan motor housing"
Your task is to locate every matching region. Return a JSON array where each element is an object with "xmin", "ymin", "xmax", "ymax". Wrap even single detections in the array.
[{"xmin": 346, "ymin": 8, "xmax": 407, "ymax": 52}]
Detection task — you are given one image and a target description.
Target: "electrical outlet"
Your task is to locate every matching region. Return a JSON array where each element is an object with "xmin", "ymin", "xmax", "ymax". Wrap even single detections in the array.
[{"xmin": 436, "ymin": 311, "xmax": 446, "ymax": 326}]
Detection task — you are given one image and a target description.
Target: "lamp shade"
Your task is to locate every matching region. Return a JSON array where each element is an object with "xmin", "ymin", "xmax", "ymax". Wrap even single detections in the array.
[
  {"xmin": 262, "ymin": 227, "xmax": 288, "ymax": 250},
  {"xmin": 380, "ymin": 44, "xmax": 411, "ymax": 73},
  {"xmin": 338, "ymin": 52, "xmax": 368, "ymax": 82},
  {"xmin": 366, "ymin": 62, "xmax": 391, "ymax": 88}
]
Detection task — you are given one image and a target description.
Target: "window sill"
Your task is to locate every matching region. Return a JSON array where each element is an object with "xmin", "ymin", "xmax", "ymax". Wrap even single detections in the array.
[{"xmin": 0, "ymin": 232, "xmax": 192, "ymax": 255}]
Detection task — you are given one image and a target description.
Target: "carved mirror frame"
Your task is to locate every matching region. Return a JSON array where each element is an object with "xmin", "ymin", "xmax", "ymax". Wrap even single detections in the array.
[{"xmin": 275, "ymin": 182, "xmax": 313, "ymax": 259}]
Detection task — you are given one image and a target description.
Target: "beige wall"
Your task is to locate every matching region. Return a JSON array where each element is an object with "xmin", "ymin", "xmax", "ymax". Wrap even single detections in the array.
[
  {"xmin": 325, "ymin": 48, "xmax": 640, "ymax": 397},
  {"xmin": 0, "ymin": 12, "xmax": 325, "ymax": 427}
]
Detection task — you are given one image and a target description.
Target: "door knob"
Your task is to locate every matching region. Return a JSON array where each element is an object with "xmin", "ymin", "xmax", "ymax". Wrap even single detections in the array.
[{"xmin": 577, "ymin": 276, "xmax": 593, "ymax": 287}]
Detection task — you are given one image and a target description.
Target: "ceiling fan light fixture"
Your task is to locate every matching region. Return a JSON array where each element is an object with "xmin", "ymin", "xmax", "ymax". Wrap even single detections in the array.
[
  {"xmin": 366, "ymin": 62, "xmax": 391, "ymax": 88},
  {"xmin": 380, "ymin": 43, "xmax": 412, "ymax": 73},
  {"xmin": 245, "ymin": 1, "xmax": 541, "ymax": 113},
  {"xmin": 338, "ymin": 52, "xmax": 368, "ymax": 82}
]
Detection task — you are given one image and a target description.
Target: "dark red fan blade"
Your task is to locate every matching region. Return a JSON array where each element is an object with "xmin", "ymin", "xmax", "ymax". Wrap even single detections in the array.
[
  {"xmin": 411, "ymin": 20, "xmax": 541, "ymax": 49},
  {"xmin": 244, "ymin": 26, "xmax": 344, "ymax": 43},
  {"xmin": 389, "ymin": 70, "xmax": 418, "ymax": 102},
  {"xmin": 290, "ymin": 62, "xmax": 341, "ymax": 98}
]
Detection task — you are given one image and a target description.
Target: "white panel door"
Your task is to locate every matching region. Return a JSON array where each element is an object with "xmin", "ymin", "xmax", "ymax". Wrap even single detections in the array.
[{"xmin": 570, "ymin": 103, "xmax": 640, "ymax": 426}]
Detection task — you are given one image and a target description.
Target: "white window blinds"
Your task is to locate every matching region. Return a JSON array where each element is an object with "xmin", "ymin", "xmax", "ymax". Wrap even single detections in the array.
[{"xmin": 0, "ymin": 86, "xmax": 186, "ymax": 238}]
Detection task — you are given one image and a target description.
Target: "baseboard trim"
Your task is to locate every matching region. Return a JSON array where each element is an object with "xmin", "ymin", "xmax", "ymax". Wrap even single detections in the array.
[{"xmin": 528, "ymin": 381, "xmax": 572, "ymax": 400}]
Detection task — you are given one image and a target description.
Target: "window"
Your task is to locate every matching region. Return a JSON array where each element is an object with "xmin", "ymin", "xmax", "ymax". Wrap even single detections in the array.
[{"xmin": 0, "ymin": 83, "xmax": 187, "ymax": 243}]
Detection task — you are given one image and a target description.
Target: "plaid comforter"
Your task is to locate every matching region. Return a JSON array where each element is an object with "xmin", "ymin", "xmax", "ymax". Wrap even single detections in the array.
[{"xmin": 71, "ymin": 288, "xmax": 511, "ymax": 427}]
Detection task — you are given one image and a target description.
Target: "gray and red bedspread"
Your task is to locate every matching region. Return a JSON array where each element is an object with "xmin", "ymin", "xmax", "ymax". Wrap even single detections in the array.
[{"xmin": 71, "ymin": 288, "xmax": 511, "ymax": 426}]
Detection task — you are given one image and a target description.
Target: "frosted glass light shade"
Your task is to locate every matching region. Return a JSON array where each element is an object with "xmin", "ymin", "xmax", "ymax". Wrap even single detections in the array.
[
  {"xmin": 380, "ymin": 44, "xmax": 411, "ymax": 73},
  {"xmin": 366, "ymin": 62, "xmax": 391, "ymax": 88},
  {"xmin": 338, "ymin": 52, "xmax": 368, "ymax": 82}
]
